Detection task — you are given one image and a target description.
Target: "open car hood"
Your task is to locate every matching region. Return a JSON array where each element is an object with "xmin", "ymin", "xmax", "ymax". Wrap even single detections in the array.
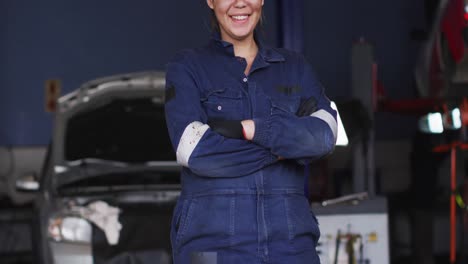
[{"xmin": 51, "ymin": 71, "xmax": 179, "ymax": 188}]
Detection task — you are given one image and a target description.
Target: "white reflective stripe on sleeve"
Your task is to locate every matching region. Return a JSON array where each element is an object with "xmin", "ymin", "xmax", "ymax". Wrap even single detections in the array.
[
  {"xmin": 310, "ymin": 110, "xmax": 338, "ymax": 141},
  {"xmin": 176, "ymin": 121, "xmax": 210, "ymax": 167}
]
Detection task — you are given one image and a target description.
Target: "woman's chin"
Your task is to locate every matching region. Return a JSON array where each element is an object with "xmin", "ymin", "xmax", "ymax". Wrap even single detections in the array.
[{"xmin": 229, "ymin": 29, "xmax": 255, "ymax": 41}]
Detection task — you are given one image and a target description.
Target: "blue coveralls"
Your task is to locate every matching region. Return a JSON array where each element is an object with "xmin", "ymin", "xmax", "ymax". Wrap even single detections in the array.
[{"xmin": 164, "ymin": 33, "xmax": 337, "ymax": 264}]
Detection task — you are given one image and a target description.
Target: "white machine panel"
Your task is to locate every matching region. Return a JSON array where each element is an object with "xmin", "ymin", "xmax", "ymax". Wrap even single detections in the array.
[
  {"xmin": 312, "ymin": 196, "xmax": 390, "ymax": 264},
  {"xmin": 316, "ymin": 213, "xmax": 389, "ymax": 264}
]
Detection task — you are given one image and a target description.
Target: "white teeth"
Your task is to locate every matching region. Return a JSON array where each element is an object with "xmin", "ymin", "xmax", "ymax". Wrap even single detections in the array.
[{"xmin": 232, "ymin": 15, "xmax": 248, "ymax": 20}]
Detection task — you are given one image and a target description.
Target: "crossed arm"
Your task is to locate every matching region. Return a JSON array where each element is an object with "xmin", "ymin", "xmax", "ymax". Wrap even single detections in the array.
[{"xmin": 165, "ymin": 58, "xmax": 337, "ymax": 178}]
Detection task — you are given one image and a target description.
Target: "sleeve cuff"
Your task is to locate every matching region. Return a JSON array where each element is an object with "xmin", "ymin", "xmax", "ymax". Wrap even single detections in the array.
[{"xmin": 252, "ymin": 118, "xmax": 271, "ymax": 148}]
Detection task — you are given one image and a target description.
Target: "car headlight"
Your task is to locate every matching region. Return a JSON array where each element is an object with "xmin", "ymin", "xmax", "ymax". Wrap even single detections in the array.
[{"xmin": 48, "ymin": 216, "xmax": 92, "ymax": 243}]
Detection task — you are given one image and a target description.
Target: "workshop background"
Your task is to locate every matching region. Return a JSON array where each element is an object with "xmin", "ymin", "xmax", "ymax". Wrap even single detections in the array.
[{"xmin": 1, "ymin": 0, "xmax": 467, "ymax": 263}]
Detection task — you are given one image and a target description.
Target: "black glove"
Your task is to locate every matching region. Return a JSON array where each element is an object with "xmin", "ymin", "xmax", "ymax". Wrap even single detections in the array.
[
  {"xmin": 207, "ymin": 119, "xmax": 244, "ymax": 139},
  {"xmin": 296, "ymin": 96, "xmax": 318, "ymax": 117}
]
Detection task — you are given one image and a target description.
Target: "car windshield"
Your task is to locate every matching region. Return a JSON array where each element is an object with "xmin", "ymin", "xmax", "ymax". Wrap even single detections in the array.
[{"xmin": 65, "ymin": 98, "xmax": 175, "ymax": 163}]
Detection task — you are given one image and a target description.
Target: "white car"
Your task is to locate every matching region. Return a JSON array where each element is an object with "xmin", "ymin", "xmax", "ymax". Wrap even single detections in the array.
[{"xmin": 17, "ymin": 71, "xmax": 180, "ymax": 264}]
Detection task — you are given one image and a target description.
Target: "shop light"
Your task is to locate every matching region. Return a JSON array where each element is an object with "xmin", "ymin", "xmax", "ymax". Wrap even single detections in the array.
[
  {"xmin": 450, "ymin": 108, "xmax": 462, "ymax": 129},
  {"xmin": 419, "ymin": 112, "xmax": 444, "ymax": 134}
]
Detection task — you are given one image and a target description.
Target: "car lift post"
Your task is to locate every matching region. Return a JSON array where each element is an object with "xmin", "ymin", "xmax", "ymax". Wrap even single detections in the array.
[
  {"xmin": 351, "ymin": 38, "xmax": 376, "ymax": 196},
  {"xmin": 433, "ymin": 141, "xmax": 468, "ymax": 264}
]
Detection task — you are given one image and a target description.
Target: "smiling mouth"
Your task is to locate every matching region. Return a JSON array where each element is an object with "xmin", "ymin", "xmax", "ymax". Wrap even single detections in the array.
[{"xmin": 230, "ymin": 15, "xmax": 250, "ymax": 22}]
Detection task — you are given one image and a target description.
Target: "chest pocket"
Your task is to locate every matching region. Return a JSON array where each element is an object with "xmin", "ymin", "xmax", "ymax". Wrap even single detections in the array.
[
  {"xmin": 269, "ymin": 95, "xmax": 301, "ymax": 115},
  {"xmin": 201, "ymin": 88, "xmax": 244, "ymax": 120}
]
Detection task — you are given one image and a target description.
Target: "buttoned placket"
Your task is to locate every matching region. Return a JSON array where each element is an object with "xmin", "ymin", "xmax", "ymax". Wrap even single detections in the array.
[
  {"xmin": 240, "ymin": 54, "xmax": 274, "ymax": 261},
  {"xmin": 221, "ymin": 40, "xmax": 282, "ymax": 260}
]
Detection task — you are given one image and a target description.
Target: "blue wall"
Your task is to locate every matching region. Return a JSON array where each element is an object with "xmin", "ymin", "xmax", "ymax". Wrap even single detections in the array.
[
  {"xmin": 304, "ymin": 0, "xmax": 426, "ymax": 98},
  {"xmin": 1, "ymin": 1, "xmax": 7, "ymax": 143},
  {"xmin": 1, "ymin": 0, "xmax": 426, "ymax": 144},
  {"xmin": 303, "ymin": 0, "xmax": 427, "ymax": 139},
  {"xmin": 0, "ymin": 0, "xmax": 278, "ymax": 145}
]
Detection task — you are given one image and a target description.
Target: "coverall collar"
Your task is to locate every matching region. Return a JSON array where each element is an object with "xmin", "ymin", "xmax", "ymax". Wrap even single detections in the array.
[{"xmin": 209, "ymin": 31, "xmax": 285, "ymax": 63}]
